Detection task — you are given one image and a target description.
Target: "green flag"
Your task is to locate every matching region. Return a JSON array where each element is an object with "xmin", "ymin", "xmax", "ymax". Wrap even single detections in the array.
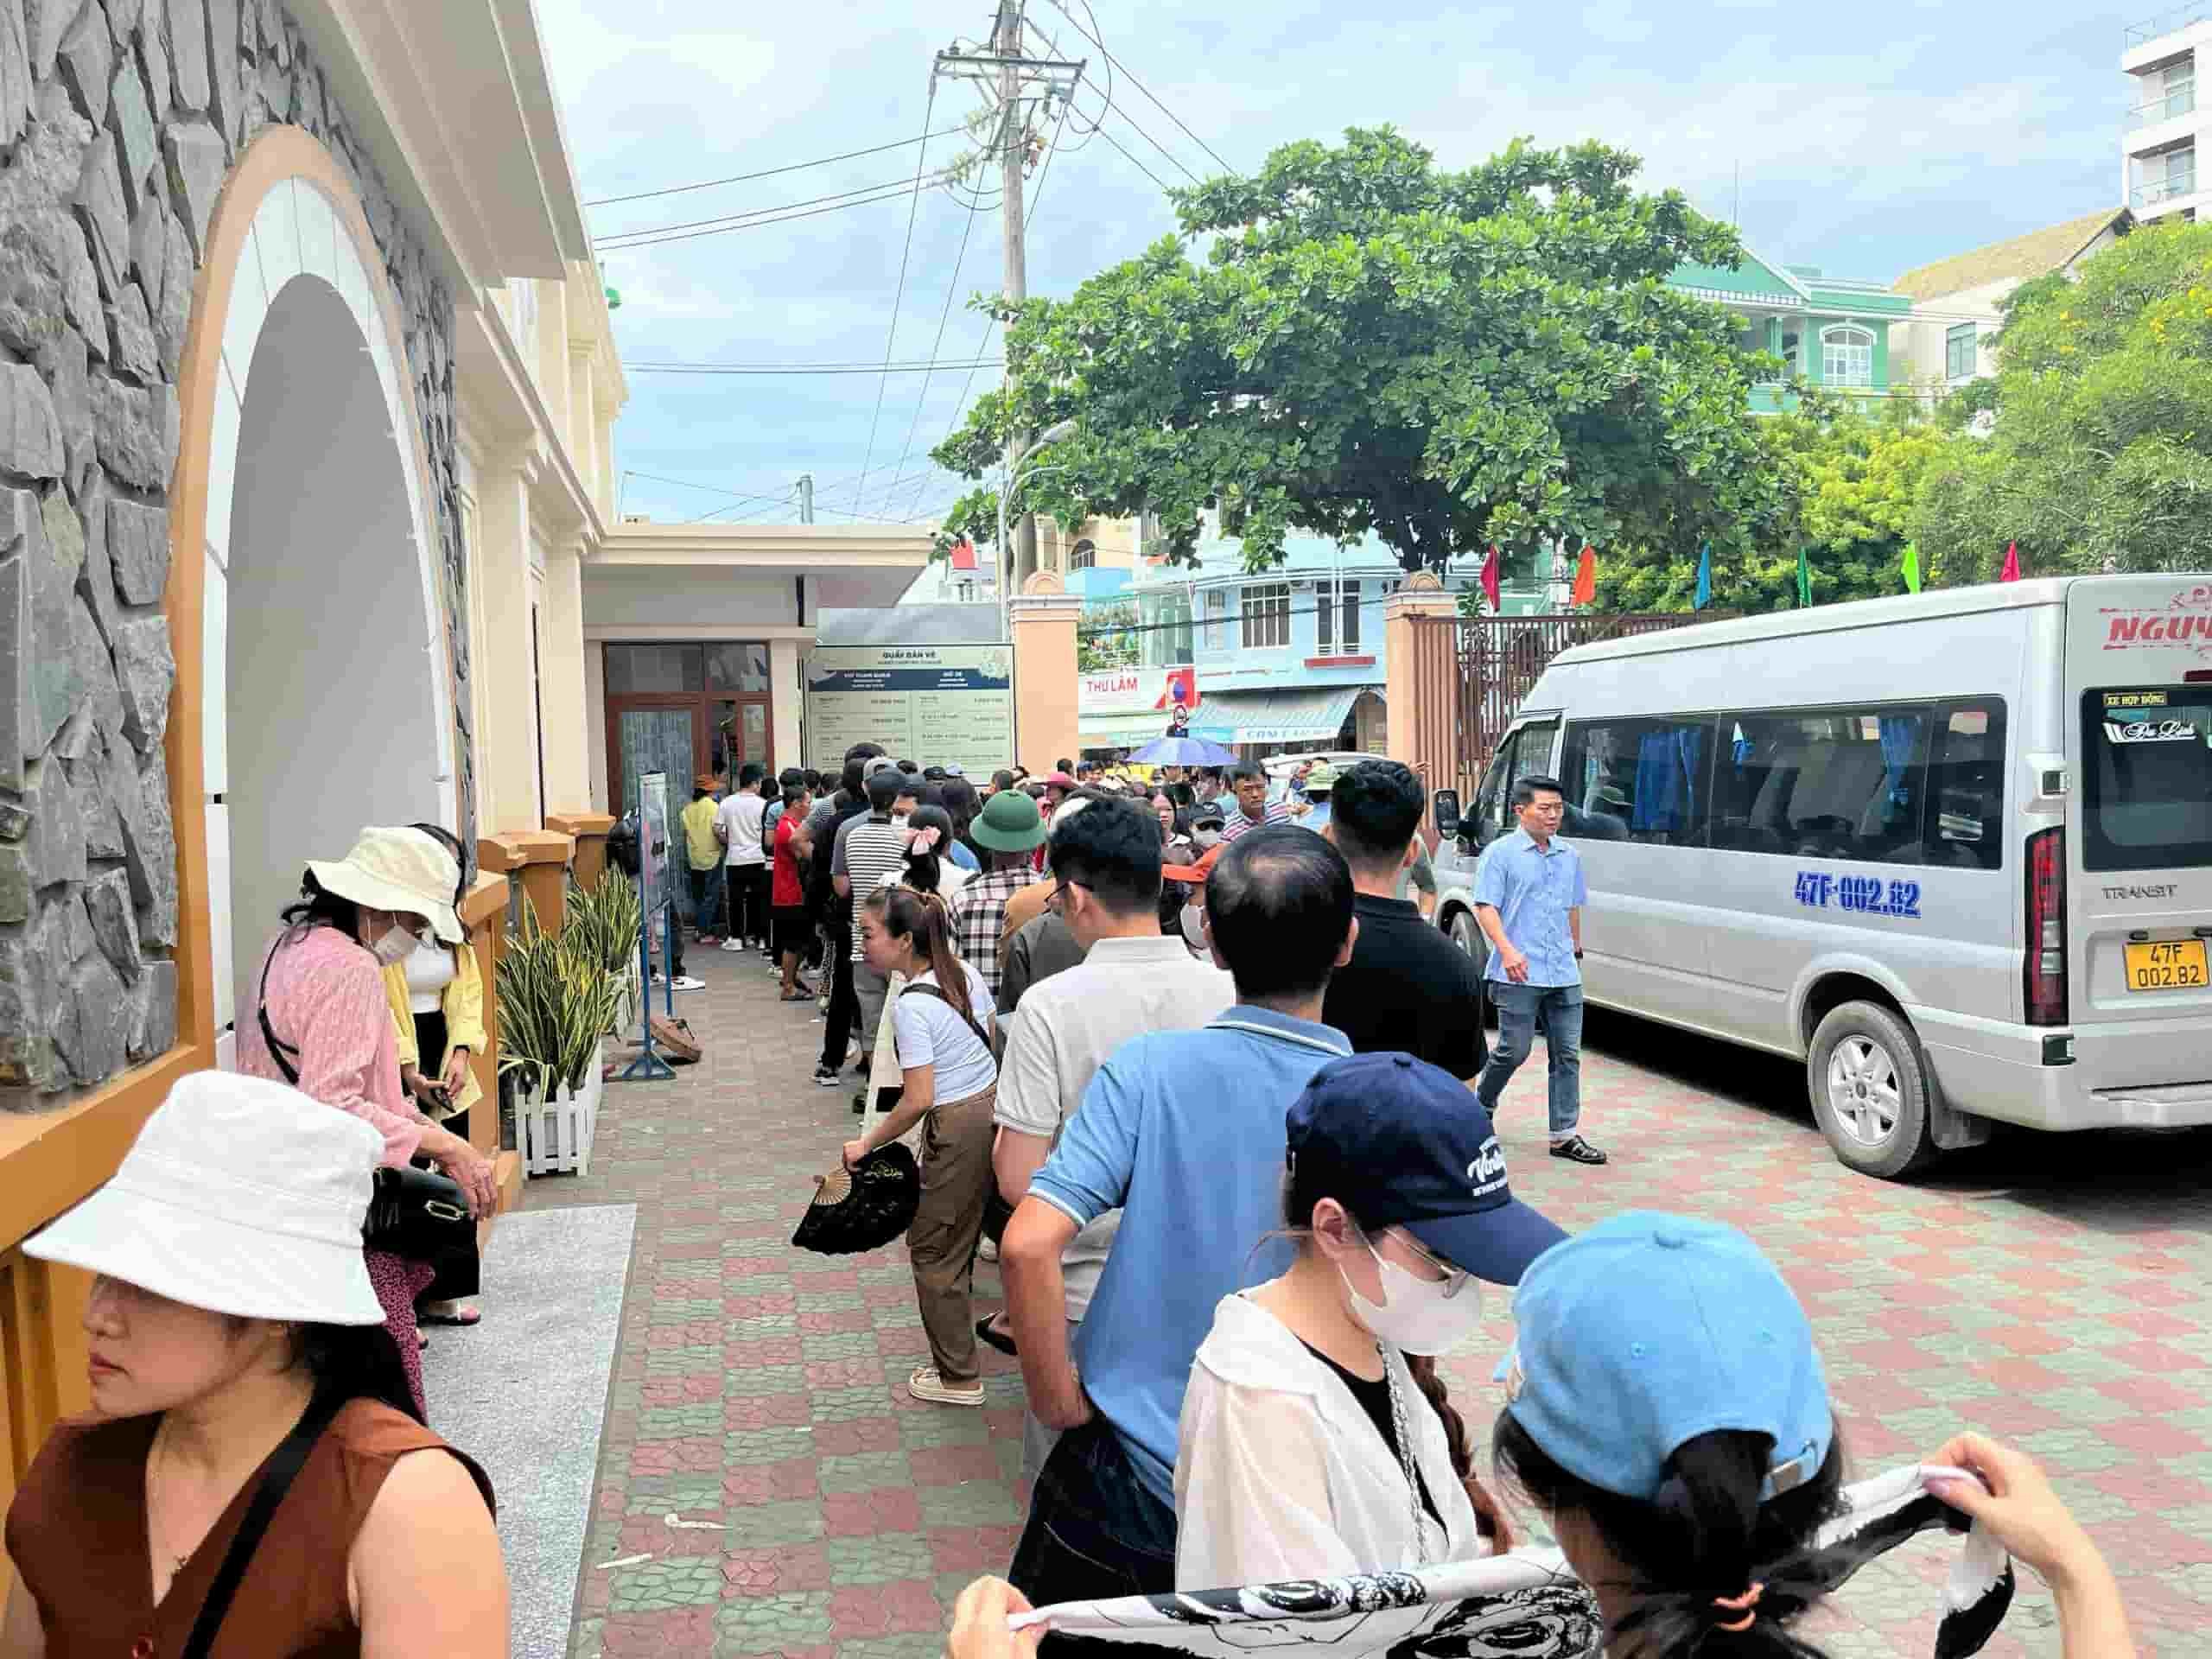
[
  {"xmin": 1900, "ymin": 541, "xmax": 1922, "ymax": 594},
  {"xmin": 1796, "ymin": 546, "xmax": 1813, "ymax": 607}
]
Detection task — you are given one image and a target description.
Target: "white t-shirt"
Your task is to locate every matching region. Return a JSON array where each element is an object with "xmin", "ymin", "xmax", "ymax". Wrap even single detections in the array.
[
  {"xmin": 889, "ymin": 963, "xmax": 997, "ymax": 1104},
  {"xmin": 716, "ymin": 791, "xmax": 769, "ymax": 867}
]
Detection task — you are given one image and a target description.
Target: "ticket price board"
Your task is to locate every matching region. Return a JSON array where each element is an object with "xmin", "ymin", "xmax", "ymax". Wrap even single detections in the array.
[{"xmin": 804, "ymin": 646, "xmax": 1014, "ymax": 774}]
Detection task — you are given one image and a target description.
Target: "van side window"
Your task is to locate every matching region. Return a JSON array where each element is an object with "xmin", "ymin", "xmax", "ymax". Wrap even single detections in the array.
[
  {"xmin": 1711, "ymin": 704, "xmax": 1932, "ymax": 864},
  {"xmin": 1473, "ymin": 720, "xmax": 1558, "ymax": 843},
  {"xmin": 1559, "ymin": 718, "xmax": 1709, "ymax": 845},
  {"xmin": 1924, "ymin": 702, "xmax": 2006, "ymax": 869}
]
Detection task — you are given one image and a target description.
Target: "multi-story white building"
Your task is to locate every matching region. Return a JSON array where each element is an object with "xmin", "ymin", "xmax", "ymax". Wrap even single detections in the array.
[{"xmin": 2125, "ymin": 9, "xmax": 2209, "ymax": 223}]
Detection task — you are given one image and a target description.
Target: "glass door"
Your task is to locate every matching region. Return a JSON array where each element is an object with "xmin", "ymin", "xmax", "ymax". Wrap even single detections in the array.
[{"xmin": 714, "ymin": 699, "xmax": 772, "ymax": 779}]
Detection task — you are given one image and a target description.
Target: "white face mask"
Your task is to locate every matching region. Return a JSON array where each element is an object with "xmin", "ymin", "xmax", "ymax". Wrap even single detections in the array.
[
  {"xmin": 1339, "ymin": 1236, "xmax": 1484, "ymax": 1357},
  {"xmin": 1193, "ymin": 826, "xmax": 1222, "ymax": 848},
  {"xmin": 1179, "ymin": 901, "xmax": 1208, "ymax": 951},
  {"xmin": 371, "ymin": 921, "xmax": 422, "ymax": 967}
]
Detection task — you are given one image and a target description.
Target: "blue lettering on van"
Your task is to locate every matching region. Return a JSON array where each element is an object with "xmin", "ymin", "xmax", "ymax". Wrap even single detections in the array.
[{"xmin": 1796, "ymin": 872, "xmax": 1921, "ymax": 918}]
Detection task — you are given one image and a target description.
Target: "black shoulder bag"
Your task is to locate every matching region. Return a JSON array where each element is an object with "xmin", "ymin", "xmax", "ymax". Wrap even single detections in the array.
[
  {"xmin": 257, "ymin": 940, "xmax": 474, "ymax": 1264},
  {"xmin": 179, "ymin": 1389, "xmax": 347, "ymax": 1659}
]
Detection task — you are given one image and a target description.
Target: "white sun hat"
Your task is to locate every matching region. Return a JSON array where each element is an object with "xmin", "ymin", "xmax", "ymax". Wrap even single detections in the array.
[
  {"xmin": 23, "ymin": 1071, "xmax": 388, "ymax": 1325},
  {"xmin": 307, "ymin": 824, "xmax": 465, "ymax": 945}
]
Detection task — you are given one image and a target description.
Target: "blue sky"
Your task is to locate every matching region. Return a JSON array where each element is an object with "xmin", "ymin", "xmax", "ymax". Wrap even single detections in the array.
[{"xmin": 534, "ymin": 0, "xmax": 2128, "ymax": 531}]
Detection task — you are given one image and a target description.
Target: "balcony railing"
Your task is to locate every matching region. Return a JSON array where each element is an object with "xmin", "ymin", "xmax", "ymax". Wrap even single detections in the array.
[
  {"xmin": 2127, "ymin": 7, "xmax": 2209, "ymax": 48},
  {"xmin": 2127, "ymin": 86, "xmax": 2198, "ymax": 128},
  {"xmin": 2133, "ymin": 170, "xmax": 2201, "ymax": 207}
]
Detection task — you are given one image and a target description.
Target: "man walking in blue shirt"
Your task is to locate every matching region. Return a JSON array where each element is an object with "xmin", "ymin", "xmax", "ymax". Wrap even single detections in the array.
[
  {"xmin": 1471, "ymin": 773, "xmax": 1609, "ymax": 1166},
  {"xmin": 1000, "ymin": 826, "xmax": 1358, "ymax": 1603}
]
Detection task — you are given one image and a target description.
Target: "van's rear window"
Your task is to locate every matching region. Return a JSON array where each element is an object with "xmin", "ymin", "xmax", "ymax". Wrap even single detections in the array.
[{"xmin": 2081, "ymin": 686, "xmax": 2212, "ymax": 872}]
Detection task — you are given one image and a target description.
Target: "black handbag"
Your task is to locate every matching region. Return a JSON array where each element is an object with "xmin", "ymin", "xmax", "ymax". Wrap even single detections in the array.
[{"xmin": 257, "ymin": 942, "xmax": 474, "ymax": 1263}]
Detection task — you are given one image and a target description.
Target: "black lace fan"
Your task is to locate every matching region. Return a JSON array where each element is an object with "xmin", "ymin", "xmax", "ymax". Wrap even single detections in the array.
[{"xmin": 791, "ymin": 1143, "xmax": 920, "ymax": 1255}]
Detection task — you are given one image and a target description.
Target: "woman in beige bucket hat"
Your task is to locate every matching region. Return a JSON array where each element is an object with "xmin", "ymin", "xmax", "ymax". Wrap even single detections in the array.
[{"xmin": 237, "ymin": 826, "xmax": 499, "ymax": 1417}]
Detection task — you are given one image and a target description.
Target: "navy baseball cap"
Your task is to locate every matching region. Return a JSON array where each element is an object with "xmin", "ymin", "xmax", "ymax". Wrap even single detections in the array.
[
  {"xmin": 1285, "ymin": 1052, "xmax": 1567, "ymax": 1286},
  {"xmin": 1497, "ymin": 1211, "xmax": 1834, "ymax": 1503}
]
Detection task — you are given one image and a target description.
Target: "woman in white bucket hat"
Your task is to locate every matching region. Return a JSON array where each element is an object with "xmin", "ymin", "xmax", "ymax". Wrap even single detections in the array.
[
  {"xmin": 1, "ymin": 1070, "xmax": 506, "ymax": 1657},
  {"xmin": 237, "ymin": 826, "xmax": 499, "ymax": 1417}
]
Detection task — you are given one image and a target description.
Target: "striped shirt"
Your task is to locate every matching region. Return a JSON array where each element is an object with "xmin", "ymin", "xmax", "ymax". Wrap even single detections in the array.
[
  {"xmin": 1218, "ymin": 799, "xmax": 1294, "ymax": 842},
  {"xmin": 947, "ymin": 864, "xmax": 1042, "ymax": 995},
  {"xmin": 835, "ymin": 816, "xmax": 910, "ymax": 959}
]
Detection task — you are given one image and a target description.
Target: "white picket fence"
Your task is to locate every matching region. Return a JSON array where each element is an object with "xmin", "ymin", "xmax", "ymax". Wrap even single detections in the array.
[{"xmin": 518, "ymin": 1046, "xmax": 604, "ymax": 1177}]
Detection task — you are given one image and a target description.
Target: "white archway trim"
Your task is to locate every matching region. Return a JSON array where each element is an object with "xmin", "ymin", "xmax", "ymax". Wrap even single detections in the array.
[{"xmin": 198, "ymin": 168, "xmax": 458, "ymax": 1035}]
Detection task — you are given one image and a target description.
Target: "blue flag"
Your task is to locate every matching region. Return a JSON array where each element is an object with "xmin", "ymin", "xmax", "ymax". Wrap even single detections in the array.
[{"xmin": 1694, "ymin": 541, "xmax": 1712, "ymax": 611}]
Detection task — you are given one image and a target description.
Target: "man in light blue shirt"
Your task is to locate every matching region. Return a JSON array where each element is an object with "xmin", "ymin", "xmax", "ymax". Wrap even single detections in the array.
[
  {"xmin": 1001, "ymin": 825, "xmax": 1358, "ymax": 1603},
  {"xmin": 1471, "ymin": 772, "xmax": 1608, "ymax": 1166}
]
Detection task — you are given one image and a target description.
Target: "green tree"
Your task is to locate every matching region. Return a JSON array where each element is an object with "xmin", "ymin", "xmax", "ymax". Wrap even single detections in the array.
[
  {"xmin": 1912, "ymin": 220, "xmax": 2212, "ymax": 583},
  {"xmin": 931, "ymin": 129, "xmax": 1786, "ymax": 577}
]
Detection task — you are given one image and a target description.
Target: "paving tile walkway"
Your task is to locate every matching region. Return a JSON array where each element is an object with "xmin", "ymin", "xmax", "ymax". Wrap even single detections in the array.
[{"xmin": 532, "ymin": 941, "xmax": 2212, "ymax": 1659}]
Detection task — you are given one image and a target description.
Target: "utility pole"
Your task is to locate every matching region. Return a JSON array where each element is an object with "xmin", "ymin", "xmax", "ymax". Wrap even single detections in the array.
[
  {"xmin": 798, "ymin": 473, "xmax": 814, "ymax": 524},
  {"xmin": 935, "ymin": 13, "xmax": 1083, "ymax": 619}
]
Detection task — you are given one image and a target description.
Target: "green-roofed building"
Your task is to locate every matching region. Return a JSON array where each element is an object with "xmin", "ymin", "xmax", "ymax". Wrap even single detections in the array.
[{"xmin": 1667, "ymin": 248, "xmax": 1916, "ymax": 414}]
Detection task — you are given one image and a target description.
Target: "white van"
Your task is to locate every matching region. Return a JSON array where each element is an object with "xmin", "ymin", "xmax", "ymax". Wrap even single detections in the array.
[{"xmin": 1429, "ymin": 575, "xmax": 2212, "ymax": 1178}]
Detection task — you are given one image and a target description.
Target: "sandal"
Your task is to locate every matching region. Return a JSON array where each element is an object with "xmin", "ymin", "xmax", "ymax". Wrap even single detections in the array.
[
  {"xmin": 974, "ymin": 1316, "xmax": 1017, "ymax": 1357},
  {"xmin": 418, "ymin": 1300, "xmax": 483, "ymax": 1327}
]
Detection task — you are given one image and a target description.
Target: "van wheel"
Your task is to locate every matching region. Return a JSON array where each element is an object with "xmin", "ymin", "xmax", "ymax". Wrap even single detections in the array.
[
  {"xmin": 1450, "ymin": 912, "xmax": 1479, "ymax": 957},
  {"xmin": 1808, "ymin": 1001, "xmax": 1936, "ymax": 1179}
]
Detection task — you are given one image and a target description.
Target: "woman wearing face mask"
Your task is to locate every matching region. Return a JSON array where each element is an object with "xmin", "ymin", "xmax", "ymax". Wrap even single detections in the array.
[
  {"xmin": 1153, "ymin": 791, "xmax": 1198, "ymax": 936},
  {"xmin": 1175, "ymin": 1052, "xmax": 1566, "ymax": 1589},
  {"xmin": 239, "ymin": 827, "xmax": 498, "ymax": 1414}
]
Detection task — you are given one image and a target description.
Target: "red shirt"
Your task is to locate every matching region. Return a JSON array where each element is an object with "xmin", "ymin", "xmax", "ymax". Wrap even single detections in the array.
[{"xmin": 772, "ymin": 814, "xmax": 804, "ymax": 906}]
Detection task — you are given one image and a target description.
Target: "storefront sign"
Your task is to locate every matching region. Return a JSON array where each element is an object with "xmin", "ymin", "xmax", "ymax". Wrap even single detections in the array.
[{"xmin": 804, "ymin": 646, "xmax": 1014, "ymax": 774}]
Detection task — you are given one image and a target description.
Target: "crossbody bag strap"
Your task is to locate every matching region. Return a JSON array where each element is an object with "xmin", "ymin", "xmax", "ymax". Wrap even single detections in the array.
[
  {"xmin": 897, "ymin": 982, "xmax": 995, "ymax": 1061},
  {"xmin": 180, "ymin": 1389, "xmax": 348, "ymax": 1659},
  {"xmin": 256, "ymin": 938, "xmax": 301, "ymax": 1086}
]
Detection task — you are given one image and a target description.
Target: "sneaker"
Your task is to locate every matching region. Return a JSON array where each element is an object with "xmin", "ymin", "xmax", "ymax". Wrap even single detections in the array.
[
  {"xmin": 908, "ymin": 1366, "xmax": 984, "ymax": 1408},
  {"xmin": 976, "ymin": 1236, "xmax": 1000, "ymax": 1263},
  {"xmin": 669, "ymin": 975, "xmax": 706, "ymax": 992},
  {"xmin": 814, "ymin": 1064, "xmax": 840, "ymax": 1087},
  {"xmin": 719, "ymin": 938, "xmax": 746, "ymax": 952},
  {"xmin": 1549, "ymin": 1135, "xmax": 1609, "ymax": 1166}
]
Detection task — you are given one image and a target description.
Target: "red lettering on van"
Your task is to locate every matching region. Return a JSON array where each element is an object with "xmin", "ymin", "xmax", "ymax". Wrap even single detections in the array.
[{"xmin": 2107, "ymin": 616, "xmax": 2143, "ymax": 645}]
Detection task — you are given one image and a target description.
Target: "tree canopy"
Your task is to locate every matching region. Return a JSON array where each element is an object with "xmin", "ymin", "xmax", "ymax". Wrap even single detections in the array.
[
  {"xmin": 1912, "ymin": 220, "xmax": 2212, "ymax": 583},
  {"xmin": 931, "ymin": 128, "xmax": 1786, "ymax": 575}
]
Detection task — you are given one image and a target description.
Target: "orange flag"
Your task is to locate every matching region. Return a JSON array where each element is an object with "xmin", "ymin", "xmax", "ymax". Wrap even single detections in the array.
[{"xmin": 1571, "ymin": 544, "xmax": 1597, "ymax": 607}]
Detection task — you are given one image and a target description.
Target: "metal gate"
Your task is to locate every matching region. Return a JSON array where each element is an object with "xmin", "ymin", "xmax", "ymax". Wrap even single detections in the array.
[{"xmin": 1411, "ymin": 612, "xmax": 1726, "ymax": 797}]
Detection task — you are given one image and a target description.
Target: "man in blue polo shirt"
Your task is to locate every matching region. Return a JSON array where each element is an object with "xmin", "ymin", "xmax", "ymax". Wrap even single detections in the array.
[
  {"xmin": 1471, "ymin": 772, "xmax": 1607, "ymax": 1166},
  {"xmin": 1000, "ymin": 826, "xmax": 1358, "ymax": 1603}
]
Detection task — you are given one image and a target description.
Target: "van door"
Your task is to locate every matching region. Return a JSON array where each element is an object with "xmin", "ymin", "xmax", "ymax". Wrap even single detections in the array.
[{"xmin": 2064, "ymin": 579, "xmax": 2212, "ymax": 1097}]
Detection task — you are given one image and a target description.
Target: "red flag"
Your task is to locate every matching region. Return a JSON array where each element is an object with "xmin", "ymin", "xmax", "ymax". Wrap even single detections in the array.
[
  {"xmin": 1999, "ymin": 541, "xmax": 2020, "ymax": 583},
  {"xmin": 1480, "ymin": 545, "xmax": 1501, "ymax": 612},
  {"xmin": 1571, "ymin": 544, "xmax": 1597, "ymax": 607},
  {"xmin": 948, "ymin": 537, "xmax": 976, "ymax": 570}
]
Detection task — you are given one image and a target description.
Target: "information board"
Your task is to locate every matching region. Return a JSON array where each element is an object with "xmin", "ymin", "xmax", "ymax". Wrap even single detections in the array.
[
  {"xmin": 636, "ymin": 770, "xmax": 671, "ymax": 918},
  {"xmin": 804, "ymin": 645, "xmax": 1014, "ymax": 774}
]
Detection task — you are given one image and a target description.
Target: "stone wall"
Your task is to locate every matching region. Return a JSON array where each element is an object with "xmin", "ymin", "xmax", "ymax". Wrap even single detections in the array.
[{"xmin": 0, "ymin": 0, "xmax": 471, "ymax": 1107}]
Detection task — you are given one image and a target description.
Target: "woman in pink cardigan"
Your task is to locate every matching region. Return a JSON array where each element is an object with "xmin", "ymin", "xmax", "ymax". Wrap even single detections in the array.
[{"xmin": 238, "ymin": 826, "xmax": 499, "ymax": 1415}]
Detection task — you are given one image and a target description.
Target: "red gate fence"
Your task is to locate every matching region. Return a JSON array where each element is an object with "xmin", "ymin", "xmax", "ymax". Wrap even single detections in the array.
[{"xmin": 1409, "ymin": 611, "xmax": 1728, "ymax": 798}]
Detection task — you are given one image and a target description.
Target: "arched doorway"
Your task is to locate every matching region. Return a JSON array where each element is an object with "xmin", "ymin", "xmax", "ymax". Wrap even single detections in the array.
[{"xmin": 188, "ymin": 138, "xmax": 456, "ymax": 1057}]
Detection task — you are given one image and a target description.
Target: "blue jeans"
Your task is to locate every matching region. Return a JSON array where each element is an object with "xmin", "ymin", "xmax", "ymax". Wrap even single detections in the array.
[
  {"xmin": 686, "ymin": 863, "xmax": 724, "ymax": 934},
  {"xmin": 1478, "ymin": 982, "xmax": 1583, "ymax": 1138}
]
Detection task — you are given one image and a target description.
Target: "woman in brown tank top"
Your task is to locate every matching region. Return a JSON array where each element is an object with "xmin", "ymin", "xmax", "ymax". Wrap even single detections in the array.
[{"xmin": 0, "ymin": 1071, "xmax": 506, "ymax": 1657}]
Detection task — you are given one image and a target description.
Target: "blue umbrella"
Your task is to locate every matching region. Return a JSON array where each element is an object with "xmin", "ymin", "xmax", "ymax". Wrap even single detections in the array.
[{"xmin": 1128, "ymin": 734, "xmax": 1239, "ymax": 767}]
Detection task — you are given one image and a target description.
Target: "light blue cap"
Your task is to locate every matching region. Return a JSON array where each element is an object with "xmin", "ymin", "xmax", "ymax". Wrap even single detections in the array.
[{"xmin": 1497, "ymin": 1211, "xmax": 1833, "ymax": 1503}]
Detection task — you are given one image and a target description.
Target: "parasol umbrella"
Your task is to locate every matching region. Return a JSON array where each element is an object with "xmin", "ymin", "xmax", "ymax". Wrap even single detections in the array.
[
  {"xmin": 1127, "ymin": 734, "xmax": 1239, "ymax": 768},
  {"xmin": 791, "ymin": 1143, "xmax": 920, "ymax": 1255}
]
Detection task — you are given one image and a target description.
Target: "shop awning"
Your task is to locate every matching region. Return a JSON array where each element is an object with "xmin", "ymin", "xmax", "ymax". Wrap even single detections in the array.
[
  {"xmin": 1186, "ymin": 685, "xmax": 1376, "ymax": 747},
  {"xmin": 1078, "ymin": 711, "xmax": 1177, "ymax": 747}
]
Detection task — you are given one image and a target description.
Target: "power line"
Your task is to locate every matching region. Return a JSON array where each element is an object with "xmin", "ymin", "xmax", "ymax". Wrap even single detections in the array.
[
  {"xmin": 583, "ymin": 125, "xmax": 972, "ymax": 207},
  {"xmin": 857, "ymin": 75, "xmax": 941, "ymax": 512},
  {"xmin": 1040, "ymin": 0, "xmax": 1236, "ymax": 177},
  {"xmin": 1085, "ymin": 105, "xmax": 1176, "ymax": 194},
  {"xmin": 874, "ymin": 178, "xmax": 988, "ymax": 522},
  {"xmin": 623, "ymin": 467, "xmax": 800, "ymax": 504},
  {"xmin": 596, "ymin": 169, "xmax": 958, "ymax": 247},
  {"xmin": 1025, "ymin": 16, "xmax": 1198, "ymax": 185},
  {"xmin": 594, "ymin": 178, "xmax": 945, "ymax": 251},
  {"xmin": 626, "ymin": 359, "xmax": 1006, "ymax": 376}
]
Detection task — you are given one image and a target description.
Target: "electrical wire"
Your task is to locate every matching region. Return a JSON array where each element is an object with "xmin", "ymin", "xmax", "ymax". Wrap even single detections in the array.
[
  {"xmin": 624, "ymin": 467, "xmax": 804, "ymax": 504},
  {"xmin": 856, "ymin": 77, "xmax": 941, "ymax": 512},
  {"xmin": 594, "ymin": 178, "xmax": 947, "ymax": 251},
  {"xmin": 626, "ymin": 359, "xmax": 1006, "ymax": 376},
  {"xmin": 583, "ymin": 126, "xmax": 975, "ymax": 208},
  {"xmin": 1042, "ymin": 0, "xmax": 1236, "ymax": 176},
  {"xmin": 596, "ymin": 168, "xmax": 960, "ymax": 247},
  {"xmin": 874, "ymin": 181, "xmax": 987, "ymax": 521}
]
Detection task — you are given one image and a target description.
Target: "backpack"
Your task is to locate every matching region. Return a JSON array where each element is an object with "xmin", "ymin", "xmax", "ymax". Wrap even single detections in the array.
[{"xmin": 607, "ymin": 811, "xmax": 641, "ymax": 877}]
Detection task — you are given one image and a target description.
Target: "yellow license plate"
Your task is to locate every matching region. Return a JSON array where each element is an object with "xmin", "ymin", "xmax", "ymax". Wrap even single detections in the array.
[{"xmin": 2123, "ymin": 939, "xmax": 2209, "ymax": 992}]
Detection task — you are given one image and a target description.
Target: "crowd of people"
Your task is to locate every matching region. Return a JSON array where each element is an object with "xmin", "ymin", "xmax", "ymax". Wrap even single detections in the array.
[{"xmin": 748, "ymin": 743, "xmax": 2136, "ymax": 1659}]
